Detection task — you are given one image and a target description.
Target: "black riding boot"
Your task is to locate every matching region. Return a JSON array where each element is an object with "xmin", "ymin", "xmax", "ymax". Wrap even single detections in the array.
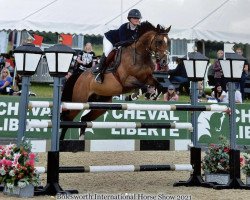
[{"xmin": 95, "ymin": 54, "xmax": 107, "ymax": 84}]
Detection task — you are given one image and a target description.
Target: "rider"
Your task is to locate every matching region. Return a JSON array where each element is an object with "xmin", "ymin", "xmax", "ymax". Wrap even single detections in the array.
[{"xmin": 94, "ymin": 9, "xmax": 142, "ymax": 84}]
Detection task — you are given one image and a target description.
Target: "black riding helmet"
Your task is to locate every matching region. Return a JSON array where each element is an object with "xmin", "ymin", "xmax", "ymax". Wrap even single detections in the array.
[{"xmin": 127, "ymin": 9, "xmax": 142, "ymax": 19}]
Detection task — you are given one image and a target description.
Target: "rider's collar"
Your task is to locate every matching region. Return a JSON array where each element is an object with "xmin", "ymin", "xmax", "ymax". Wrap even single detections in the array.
[{"xmin": 128, "ymin": 22, "xmax": 137, "ymax": 30}]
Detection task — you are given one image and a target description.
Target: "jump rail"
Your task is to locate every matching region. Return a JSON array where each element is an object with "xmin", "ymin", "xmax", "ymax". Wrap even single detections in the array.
[
  {"xmin": 28, "ymin": 101, "xmax": 229, "ymax": 112},
  {"xmin": 35, "ymin": 164, "xmax": 193, "ymax": 174},
  {"xmin": 26, "ymin": 121, "xmax": 193, "ymax": 130}
]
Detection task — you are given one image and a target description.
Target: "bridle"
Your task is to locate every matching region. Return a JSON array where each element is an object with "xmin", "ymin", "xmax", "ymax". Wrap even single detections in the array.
[
  {"xmin": 146, "ymin": 32, "xmax": 170, "ymax": 62},
  {"xmin": 132, "ymin": 31, "xmax": 170, "ymax": 65}
]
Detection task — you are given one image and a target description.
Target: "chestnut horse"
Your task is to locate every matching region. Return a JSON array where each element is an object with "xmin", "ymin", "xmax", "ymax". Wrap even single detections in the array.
[{"xmin": 60, "ymin": 21, "xmax": 171, "ymax": 140}]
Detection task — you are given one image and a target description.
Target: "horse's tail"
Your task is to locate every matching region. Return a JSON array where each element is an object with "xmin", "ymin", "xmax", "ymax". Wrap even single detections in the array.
[
  {"xmin": 61, "ymin": 73, "xmax": 81, "ymax": 121},
  {"xmin": 60, "ymin": 73, "xmax": 81, "ymax": 140}
]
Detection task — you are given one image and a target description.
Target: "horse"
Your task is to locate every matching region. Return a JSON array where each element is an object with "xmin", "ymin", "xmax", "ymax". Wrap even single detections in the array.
[{"xmin": 60, "ymin": 21, "xmax": 171, "ymax": 140}]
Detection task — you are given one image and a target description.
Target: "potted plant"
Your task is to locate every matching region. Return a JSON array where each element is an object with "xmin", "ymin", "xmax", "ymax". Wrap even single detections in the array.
[
  {"xmin": 0, "ymin": 139, "xmax": 40, "ymax": 198},
  {"xmin": 201, "ymin": 136, "xmax": 230, "ymax": 184},
  {"xmin": 242, "ymin": 153, "xmax": 250, "ymax": 185}
]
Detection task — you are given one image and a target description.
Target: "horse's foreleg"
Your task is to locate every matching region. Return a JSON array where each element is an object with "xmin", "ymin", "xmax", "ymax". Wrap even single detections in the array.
[
  {"xmin": 60, "ymin": 112, "xmax": 69, "ymax": 140},
  {"xmin": 123, "ymin": 77, "xmax": 148, "ymax": 100},
  {"xmin": 130, "ymin": 85, "xmax": 148, "ymax": 100},
  {"xmin": 124, "ymin": 77, "xmax": 162, "ymax": 101}
]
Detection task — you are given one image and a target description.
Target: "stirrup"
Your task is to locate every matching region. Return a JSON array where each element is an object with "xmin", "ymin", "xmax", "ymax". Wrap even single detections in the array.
[{"xmin": 95, "ymin": 73, "xmax": 103, "ymax": 84}]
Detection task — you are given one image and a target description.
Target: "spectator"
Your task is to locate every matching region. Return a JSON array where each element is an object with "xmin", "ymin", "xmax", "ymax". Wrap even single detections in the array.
[
  {"xmin": 213, "ymin": 50, "xmax": 226, "ymax": 91},
  {"xmin": 241, "ymin": 64, "xmax": 249, "ymax": 99},
  {"xmin": 198, "ymin": 81, "xmax": 206, "ymax": 102},
  {"xmin": 0, "ymin": 68, "xmax": 13, "ymax": 94},
  {"xmin": 210, "ymin": 83, "xmax": 227, "ymax": 103},
  {"xmin": 235, "ymin": 46, "xmax": 250, "ymax": 100},
  {"xmin": 11, "ymin": 74, "xmax": 22, "ymax": 92},
  {"xmin": 167, "ymin": 58, "xmax": 189, "ymax": 94},
  {"xmin": 224, "ymin": 83, "xmax": 242, "ymax": 103},
  {"xmin": 4, "ymin": 59, "xmax": 14, "ymax": 77},
  {"xmin": 163, "ymin": 85, "xmax": 179, "ymax": 101},
  {"xmin": 0, "ymin": 55, "xmax": 5, "ymax": 69},
  {"xmin": 74, "ymin": 42, "xmax": 96, "ymax": 74},
  {"xmin": 4, "ymin": 52, "xmax": 15, "ymax": 77},
  {"xmin": 207, "ymin": 64, "xmax": 215, "ymax": 86},
  {"xmin": 144, "ymin": 85, "xmax": 156, "ymax": 100}
]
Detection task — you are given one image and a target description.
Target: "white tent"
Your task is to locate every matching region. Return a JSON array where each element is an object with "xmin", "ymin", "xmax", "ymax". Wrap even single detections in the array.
[{"xmin": 0, "ymin": 0, "xmax": 250, "ymax": 44}]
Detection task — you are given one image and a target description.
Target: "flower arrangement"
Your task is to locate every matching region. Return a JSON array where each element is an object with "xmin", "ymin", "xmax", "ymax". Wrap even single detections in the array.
[
  {"xmin": 0, "ymin": 139, "xmax": 40, "ymax": 189},
  {"xmin": 242, "ymin": 153, "xmax": 250, "ymax": 176},
  {"xmin": 202, "ymin": 136, "xmax": 230, "ymax": 174}
]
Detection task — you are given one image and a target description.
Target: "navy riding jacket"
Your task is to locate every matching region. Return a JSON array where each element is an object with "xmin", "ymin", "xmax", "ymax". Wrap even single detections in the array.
[{"xmin": 104, "ymin": 22, "xmax": 139, "ymax": 46}]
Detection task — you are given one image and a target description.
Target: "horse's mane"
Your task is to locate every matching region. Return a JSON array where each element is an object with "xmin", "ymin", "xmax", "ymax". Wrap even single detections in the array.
[{"xmin": 138, "ymin": 21, "xmax": 166, "ymax": 37}]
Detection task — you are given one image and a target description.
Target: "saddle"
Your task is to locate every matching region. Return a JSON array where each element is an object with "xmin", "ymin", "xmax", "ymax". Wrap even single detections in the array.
[
  {"xmin": 91, "ymin": 40, "xmax": 134, "ymax": 75},
  {"xmin": 91, "ymin": 48, "xmax": 122, "ymax": 75}
]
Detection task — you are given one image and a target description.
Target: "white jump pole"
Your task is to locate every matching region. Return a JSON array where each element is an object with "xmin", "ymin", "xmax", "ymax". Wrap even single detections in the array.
[{"xmin": 28, "ymin": 101, "xmax": 229, "ymax": 112}]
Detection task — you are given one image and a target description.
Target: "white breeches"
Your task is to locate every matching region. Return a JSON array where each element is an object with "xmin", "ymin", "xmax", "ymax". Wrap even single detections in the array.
[{"xmin": 103, "ymin": 36, "xmax": 113, "ymax": 57}]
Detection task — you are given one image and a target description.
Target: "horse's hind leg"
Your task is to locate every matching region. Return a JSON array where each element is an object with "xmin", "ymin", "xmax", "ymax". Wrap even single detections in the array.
[
  {"xmin": 60, "ymin": 110, "xmax": 81, "ymax": 140},
  {"xmin": 79, "ymin": 96, "xmax": 112, "ymax": 139},
  {"xmin": 60, "ymin": 112, "xmax": 69, "ymax": 140},
  {"xmin": 60, "ymin": 128, "xmax": 68, "ymax": 140},
  {"xmin": 79, "ymin": 109, "xmax": 108, "ymax": 140}
]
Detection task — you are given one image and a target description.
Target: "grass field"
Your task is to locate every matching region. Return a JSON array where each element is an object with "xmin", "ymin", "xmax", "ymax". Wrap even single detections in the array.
[
  {"xmin": 92, "ymin": 44, "xmax": 103, "ymax": 56},
  {"xmin": 30, "ymin": 82, "xmax": 54, "ymax": 98},
  {"xmin": 29, "ymin": 82, "xmax": 250, "ymax": 103},
  {"xmin": 29, "ymin": 82, "xmax": 197, "ymax": 102}
]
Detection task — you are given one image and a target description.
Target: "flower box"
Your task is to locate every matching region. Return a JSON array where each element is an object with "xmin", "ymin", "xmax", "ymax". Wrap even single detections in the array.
[
  {"xmin": 202, "ymin": 136, "xmax": 230, "ymax": 176},
  {"xmin": 205, "ymin": 173, "xmax": 230, "ymax": 185},
  {"xmin": 0, "ymin": 139, "xmax": 40, "ymax": 195},
  {"xmin": 3, "ymin": 184, "xmax": 34, "ymax": 198},
  {"xmin": 242, "ymin": 153, "xmax": 250, "ymax": 183}
]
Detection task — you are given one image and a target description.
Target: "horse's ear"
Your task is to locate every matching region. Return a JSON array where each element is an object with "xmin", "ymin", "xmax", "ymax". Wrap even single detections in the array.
[
  {"xmin": 157, "ymin": 24, "xmax": 161, "ymax": 32},
  {"xmin": 165, "ymin": 25, "xmax": 171, "ymax": 33}
]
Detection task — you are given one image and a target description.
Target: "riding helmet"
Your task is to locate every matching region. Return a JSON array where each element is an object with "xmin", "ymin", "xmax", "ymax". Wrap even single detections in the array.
[{"xmin": 127, "ymin": 9, "xmax": 142, "ymax": 19}]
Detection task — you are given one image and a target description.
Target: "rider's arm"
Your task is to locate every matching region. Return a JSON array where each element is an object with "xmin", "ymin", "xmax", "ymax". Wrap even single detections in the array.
[
  {"xmin": 118, "ymin": 23, "xmax": 128, "ymax": 42},
  {"xmin": 0, "ymin": 77, "xmax": 12, "ymax": 89}
]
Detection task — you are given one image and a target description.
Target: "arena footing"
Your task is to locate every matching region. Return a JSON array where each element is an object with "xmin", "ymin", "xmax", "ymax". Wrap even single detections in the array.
[{"xmin": 34, "ymin": 151, "xmax": 78, "ymax": 196}]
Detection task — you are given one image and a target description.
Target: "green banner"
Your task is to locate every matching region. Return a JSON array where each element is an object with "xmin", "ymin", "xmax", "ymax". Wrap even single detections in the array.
[
  {"xmin": 0, "ymin": 96, "xmax": 52, "ymax": 139},
  {"xmin": 198, "ymin": 103, "xmax": 250, "ymax": 145},
  {"xmin": 84, "ymin": 101, "xmax": 190, "ymax": 140},
  {"xmin": 0, "ymin": 96, "xmax": 250, "ymax": 145}
]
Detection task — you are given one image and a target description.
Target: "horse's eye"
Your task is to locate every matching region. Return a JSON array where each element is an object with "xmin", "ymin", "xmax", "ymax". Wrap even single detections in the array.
[{"xmin": 156, "ymin": 40, "xmax": 164, "ymax": 46}]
